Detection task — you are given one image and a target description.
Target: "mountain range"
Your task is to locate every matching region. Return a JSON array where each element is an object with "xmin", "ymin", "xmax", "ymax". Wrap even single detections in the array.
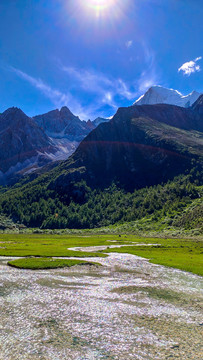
[
  {"xmin": 0, "ymin": 107, "xmax": 104, "ymax": 184},
  {"xmin": 47, "ymin": 94, "xmax": 203, "ymax": 193},
  {"xmin": 0, "ymin": 86, "xmax": 202, "ymax": 186},
  {"xmin": 0, "ymin": 88, "xmax": 202, "ymax": 230}
]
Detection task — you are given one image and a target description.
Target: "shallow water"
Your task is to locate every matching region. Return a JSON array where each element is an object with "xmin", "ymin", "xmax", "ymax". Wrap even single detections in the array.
[{"xmin": 0, "ymin": 251, "xmax": 202, "ymax": 359}]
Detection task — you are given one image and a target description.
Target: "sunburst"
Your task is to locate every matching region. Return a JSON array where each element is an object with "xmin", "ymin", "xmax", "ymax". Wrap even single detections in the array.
[{"xmin": 85, "ymin": 0, "xmax": 117, "ymax": 16}]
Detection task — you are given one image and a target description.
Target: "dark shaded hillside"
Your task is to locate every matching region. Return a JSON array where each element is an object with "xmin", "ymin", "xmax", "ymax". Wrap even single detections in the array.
[
  {"xmin": 114, "ymin": 102, "xmax": 203, "ymax": 131},
  {"xmin": 48, "ymin": 98, "xmax": 203, "ymax": 192},
  {"xmin": 191, "ymin": 94, "xmax": 203, "ymax": 117}
]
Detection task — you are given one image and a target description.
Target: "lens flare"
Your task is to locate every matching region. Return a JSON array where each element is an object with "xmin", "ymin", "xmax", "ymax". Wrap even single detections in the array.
[
  {"xmin": 66, "ymin": 0, "xmax": 128, "ymax": 26},
  {"xmin": 87, "ymin": 0, "xmax": 114, "ymax": 10},
  {"xmin": 86, "ymin": 0, "xmax": 116, "ymax": 15}
]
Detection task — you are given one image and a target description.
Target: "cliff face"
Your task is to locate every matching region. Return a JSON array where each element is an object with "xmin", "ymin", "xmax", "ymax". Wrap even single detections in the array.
[
  {"xmin": 0, "ymin": 106, "xmax": 95, "ymax": 184},
  {"xmin": 0, "ymin": 108, "xmax": 55, "ymax": 175}
]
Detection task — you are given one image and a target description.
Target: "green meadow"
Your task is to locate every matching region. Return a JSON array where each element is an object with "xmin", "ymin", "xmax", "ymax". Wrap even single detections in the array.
[
  {"xmin": 8, "ymin": 257, "xmax": 100, "ymax": 270},
  {"xmin": 0, "ymin": 233, "xmax": 110, "ymax": 258},
  {"xmin": 0, "ymin": 233, "xmax": 202, "ymax": 275}
]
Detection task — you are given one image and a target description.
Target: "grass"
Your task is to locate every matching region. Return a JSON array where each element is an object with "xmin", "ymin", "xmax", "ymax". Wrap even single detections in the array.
[
  {"xmin": 8, "ymin": 257, "xmax": 101, "ymax": 270},
  {"xmin": 0, "ymin": 233, "xmax": 202, "ymax": 275},
  {"xmin": 0, "ymin": 233, "xmax": 113, "ymax": 257}
]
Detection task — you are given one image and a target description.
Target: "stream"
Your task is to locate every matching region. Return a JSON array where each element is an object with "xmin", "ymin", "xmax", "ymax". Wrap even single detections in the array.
[{"xmin": 0, "ymin": 250, "xmax": 202, "ymax": 359}]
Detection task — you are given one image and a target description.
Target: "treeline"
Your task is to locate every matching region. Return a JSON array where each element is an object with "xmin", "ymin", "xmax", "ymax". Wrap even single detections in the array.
[{"xmin": 0, "ymin": 167, "xmax": 202, "ymax": 230}]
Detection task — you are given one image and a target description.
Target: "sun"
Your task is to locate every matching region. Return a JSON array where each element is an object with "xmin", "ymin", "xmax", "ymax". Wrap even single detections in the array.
[
  {"xmin": 85, "ymin": 0, "xmax": 117, "ymax": 16},
  {"xmin": 68, "ymin": 0, "xmax": 127, "ymax": 24},
  {"xmin": 87, "ymin": 0, "xmax": 115, "ymax": 10}
]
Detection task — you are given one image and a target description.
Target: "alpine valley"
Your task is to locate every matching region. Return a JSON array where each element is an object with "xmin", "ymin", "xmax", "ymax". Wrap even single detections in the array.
[{"xmin": 0, "ymin": 86, "xmax": 202, "ymax": 234}]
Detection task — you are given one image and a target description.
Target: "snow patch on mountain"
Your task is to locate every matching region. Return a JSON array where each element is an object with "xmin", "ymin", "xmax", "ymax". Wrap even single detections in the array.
[
  {"xmin": 46, "ymin": 138, "xmax": 79, "ymax": 161},
  {"xmin": 134, "ymin": 86, "xmax": 201, "ymax": 108}
]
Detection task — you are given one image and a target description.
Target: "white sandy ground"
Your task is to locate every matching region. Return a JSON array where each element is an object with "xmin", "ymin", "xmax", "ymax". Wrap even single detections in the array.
[
  {"xmin": 0, "ymin": 248, "xmax": 202, "ymax": 360},
  {"xmin": 68, "ymin": 244, "xmax": 160, "ymax": 252}
]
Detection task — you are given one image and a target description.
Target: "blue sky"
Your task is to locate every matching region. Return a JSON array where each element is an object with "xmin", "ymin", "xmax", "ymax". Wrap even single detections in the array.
[{"xmin": 0, "ymin": 0, "xmax": 202, "ymax": 120}]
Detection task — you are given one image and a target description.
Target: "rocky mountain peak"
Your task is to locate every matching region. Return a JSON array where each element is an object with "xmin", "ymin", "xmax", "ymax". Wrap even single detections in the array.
[
  {"xmin": 59, "ymin": 106, "xmax": 78, "ymax": 120},
  {"xmin": 134, "ymin": 86, "xmax": 201, "ymax": 108},
  {"xmin": 2, "ymin": 106, "xmax": 28, "ymax": 120},
  {"xmin": 0, "ymin": 106, "xmax": 56, "ymax": 182},
  {"xmin": 0, "ymin": 107, "xmax": 36, "ymax": 132}
]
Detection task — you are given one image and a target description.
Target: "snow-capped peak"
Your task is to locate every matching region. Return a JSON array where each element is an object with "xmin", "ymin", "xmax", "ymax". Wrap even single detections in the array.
[{"xmin": 134, "ymin": 86, "xmax": 201, "ymax": 108}]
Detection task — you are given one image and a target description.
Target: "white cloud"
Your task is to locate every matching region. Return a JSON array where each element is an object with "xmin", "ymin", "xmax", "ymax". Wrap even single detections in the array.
[
  {"xmin": 126, "ymin": 40, "xmax": 133, "ymax": 48},
  {"xmin": 102, "ymin": 92, "xmax": 115, "ymax": 106},
  {"xmin": 10, "ymin": 66, "xmax": 90, "ymax": 119},
  {"xmin": 117, "ymin": 79, "xmax": 138, "ymax": 100},
  {"xmin": 62, "ymin": 65, "xmax": 139, "ymax": 103},
  {"xmin": 10, "ymin": 65, "xmax": 119, "ymax": 119},
  {"xmin": 11, "ymin": 67, "xmax": 71, "ymax": 106},
  {"xmin": 138, "ymin": 75, "xmax": 156, "ymax": 93},
  {"xmin": 59, "ymin": 41, "xmax": 159, "ymax": 113},
  {"xmin": 136, "ymin": 45, "xmax": 159, "ymax": 93},
  {"xmin": 178, "ymin": 56, "xmax": 202, "ymax": 76},
  {"xmin": 62, "ymin": 66, "xmax": 112, "ymax": 96},
  {"xmin": 9, "ymin": 43, "xmax": 160, "ymax": 120}
]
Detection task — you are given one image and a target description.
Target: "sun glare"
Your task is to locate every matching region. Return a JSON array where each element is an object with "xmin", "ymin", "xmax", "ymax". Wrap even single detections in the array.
[
  {"xmin": 66, "ymin": 0, "xmax": 128, "ymax": 26},
  {"xmin": 85, "ymin": 0, "xmax": 117, "ymax": 16}
]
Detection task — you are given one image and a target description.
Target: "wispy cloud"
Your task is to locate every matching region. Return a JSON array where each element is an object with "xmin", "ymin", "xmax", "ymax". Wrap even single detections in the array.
[
  {"xmin": 136, "ymin": 44, "xmax": 159, "ymax": 93},
  {"xmin": 137, "ymin": 72, "xmax": 157, "ymax": 93},
  {"xmin": 178, "ymin": 56, "xmax": 202, "ymax": 76},
  {"xmin": 61, "ymin": 66, "xmax": 114, "ymax": 104},
  {"xmin": 126, "ymin": 40, "xmax": 133, "ymax": 49},
  {"xmin": 61, "ymin": 65, "xmax": 139, "ymax": 106},
  {"xmin": 61, "ymin": 44, "xmax": 159, "ymax": 111},
  {"xmin": 9, "ymin": 43, "xmax": 159, "ymax": 120},
  {"xmin": 116, "ymin": 79, "xmax": 137, "ymax": 100},
  {"xmin": 9, "ymin": 66, "xmax": 90, "ymax": 119},
  {"xmin": 11, "ymin": 67, "xmax": 71, "ymax": 106}
]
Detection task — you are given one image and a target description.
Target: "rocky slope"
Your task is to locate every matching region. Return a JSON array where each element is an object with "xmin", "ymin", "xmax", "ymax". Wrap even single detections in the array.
[
  {"xmin": 0, "ymin": 106, "xmax": 103, "ymax": 185},
  {"xmin": 0, "ymin": 107, "xmax": 57, "ymax": 184},
  {"xmin": 33, "ymin": 109, "xmax": 110, "ymax": 158},
  {"xmin": 33, "ymin": 106, "xmax": 110, "ymax": 152},
  {"xmin": 33, "ymin": 106, "xmax": 94, "ymax": 141},
  {"xmin": 33, "ymin": 106, "xmax": 97, "ymax": 165}
]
